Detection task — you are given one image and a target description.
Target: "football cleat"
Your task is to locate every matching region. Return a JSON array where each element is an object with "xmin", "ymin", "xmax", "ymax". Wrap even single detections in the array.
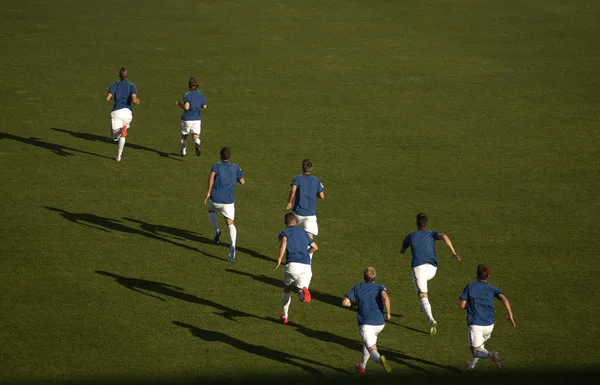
[
  {"xmin": 121, "ymin": 125, "xmax": 128, "ymax": 138},
  {"xmin": 280, "ymin": 312, "xmax": 288, "ymax": 325},
  {"xmin": 492, "ymin": 352, "xmax": 502, "ymax": 368},
  {"xmin": 301, "ymin": 287, "xmax": 311, "ymax": 303},
  {"xmin": 353, "ymin": 363, "xmax": 365, "ymax": 374},
  {"xmin": 379, "ymin": 355, "xmax": 391, "ymax": 373},
  {"xmin": 195, "ymin": 144, "xmax": 201, "ymax": 156},
  {"xmin": 465, "ymin": 360, "xmax": 474, "ymax": 371},
  {"xmin": 430, "ymin": 320, "xmax": 438, "ymax": 335},
  {"xmin": 214, "ymin": 230, "xmax": 221, "ymax": 244},
  {"xmin": 227, "ymin": 246, "xmax": 236, "ymax": 262}
]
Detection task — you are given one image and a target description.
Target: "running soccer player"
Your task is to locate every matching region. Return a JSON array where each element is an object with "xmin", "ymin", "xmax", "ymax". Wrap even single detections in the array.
[
  {"xmin": 342, "ymin": 267, "xmax": 392, "ymax": 374},
  {"xmin": 460, "ymin": 264, "xmax": 516, "ymax": 370},
  {"xmin": 175, "ymin": 77, "xmax": 207, "ymax": 157},
  {"xmin": 204, "ymin": 147, "xmax": 245, "ymax": 261},
  {"xmin": 105, "ymin": 67, "xmax": 140, "ymax": 162},
  {"xmin": 400, "ymin": 213, "xmax": 462, "ymax": 335},
  {"xmin": 285, "ymin": 159, "xmax": 324, "ymax": 259},
  {"xmin": 275, "ymin": 212, "xmax": 318, "ymax": 324}
]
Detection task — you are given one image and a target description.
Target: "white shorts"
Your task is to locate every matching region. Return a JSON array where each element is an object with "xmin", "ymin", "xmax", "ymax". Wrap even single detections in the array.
[
  {"xmin": 180, "ymin": 120, "xmax": 201, "ymax": 136},
  {"xmin": 207, "ymin": 200, "xmax": 235, "ymax": 220},
  {"xmin": 412, "ymin": 264, "xmax": 437, "ymax": 294},
  {"xmin": 283, "ymin": 262, "xmax": 312, "ymax": 289},
  {"xmin": 468, "ymin": 324, "xmax": 494, "ymax": 348},
  {"xmin": 359, "ymin": 324, "xmax": 385, "ymax": 348},
  {"xmin": 110, "ymin": 108, "xmax": 133, "ymax": 134},
  {"xmin": 295, "ymin": 214, "xmax": 318, "ymax": 236}
]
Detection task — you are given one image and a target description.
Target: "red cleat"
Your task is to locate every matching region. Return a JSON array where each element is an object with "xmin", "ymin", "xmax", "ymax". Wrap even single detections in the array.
[
  {"xmin": 121, "ymin": 125, "xmax": 128, "ymax": 138},
  {"xmin": 280, "ymin": 312, "xmax": 288, "ymax": 325},
  {"xmin": 354, "ymin": 363, "xmax": 365, "ymax": 374},
  {"xmin": 301, "ymin": 287, "xmax": 311, "ymax": 303}
]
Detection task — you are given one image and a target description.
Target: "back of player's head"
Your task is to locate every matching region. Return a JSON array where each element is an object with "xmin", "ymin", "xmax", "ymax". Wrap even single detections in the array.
[
  {"xmin": 416, "ymin": 213, "xmax": 428, "ymax": 229},
  {"xmin": 476, "ymin": 264, "xmax": 490, "ymax": 281},
  {"xmin": 220, "ymin": 147, "xmax": 231, "ymax": 161},
  {"xmin": 284, "ymin": 212, "xmax": 297, "ymax": 226},
  {"xmin": 119, "ymin": 67, "xmax": 128, "ymax": 80},
  {"xmin": 302, "ymin": 159, "xmax": 313, "ymax": 173},
  {"xmin": 364, "ymin": 267, "xmax": 377, "ymax": 283},
  {"xmin": 188, "ymin": 77, "xmax": 198, "ymax": 90}
]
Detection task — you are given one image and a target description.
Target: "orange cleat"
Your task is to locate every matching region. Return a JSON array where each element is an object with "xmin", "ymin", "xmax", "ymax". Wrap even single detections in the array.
[
  {"xmin": 121, "ymin": 125, "xmax": 128, "ymax": 138},
  {"xmin": 301, "ymin": 287, "xmax": 311, "ymax": 303},
  {"xmin": 280, "ymin": 312, "xmax": 288, "ymax": 325},
  {"xmin": 354, "ymin": 363, "xmax": 365, "ymax": 374}
]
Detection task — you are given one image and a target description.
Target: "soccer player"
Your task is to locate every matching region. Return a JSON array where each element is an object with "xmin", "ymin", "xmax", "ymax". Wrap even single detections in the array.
[
  {"xmin": 460, "ymin": 264, "xmax": 516, "ymax": 370},
  {"xmin": 342, "ymin": 267, "xmax": 392, "ymax": 374},
  {"xmin": 175, "ymin": 77, "xmax": 207, "ymax": 157},
  {"xmin": 204, "ymin": 147, "xmax": 245, "ymax": 262},
  {"xmin": 275, "ymin": 212, "xmax": 318, "ymax": 324},
  {"xmin": 105, "ymin": 67, "xmax": 140, "ymax": 162},
  {"xmin": 285, "ymin": 159, "xmax": 324, "ymax": 259},
  {"xmin": 400, "ymin": 213, "xmax": 462, "ymax": 335}
]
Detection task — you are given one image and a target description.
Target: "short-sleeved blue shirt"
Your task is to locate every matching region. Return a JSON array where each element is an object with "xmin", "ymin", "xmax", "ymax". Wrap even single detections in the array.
[
  {"xmin": 278, "ymin": 225, "xmax": 313, "ymax": 265},
  {"xmin": 402, "ymin": 230, "xmax": 440, "ymax": 268},
  {"xmin": 209, "ymin": 162, "xmax": 244, "ymax": 204},
  {"xmin": 291, "ymin": 174, "xmax": 324, "ymax": 217},
  {"xmin": 108, "ymin": 80, "xmax": 137, "ymax": 111},
  {"xmin": 181, "ymin": 90, "xmax": 207, "ymax": 121},
  {"xmin": 345, "ymin": 282, "xmax": 386, "ymax": 326},
  {"xmin": 460, "ymin": 281, "xmax": 504, "ymax": 326}
]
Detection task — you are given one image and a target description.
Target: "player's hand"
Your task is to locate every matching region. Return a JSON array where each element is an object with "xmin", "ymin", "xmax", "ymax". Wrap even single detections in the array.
[
  {"xmin": 385, "ymin": 313, "xmax": 391, "ymax": 321},
  {"xmin": 508, "ymin": 314, "xmax": 516, "ymax": 328},
  {"xmin": 134, "ymin": 98, "xmax": 140, "ymax": 105},
  {"xmin": 175, "ymin": 100, "xmax": 180, "ymax": 106},
  {"xmin": 452, "ymin": 253, "xmax": 462, "ymax": 261},
  {"xmin": 285, "ymin": 203, "xmax": 292, "ymax": 210},
  {"xmin": 274, "ymin": 261, "xmax": 281, "ymax": 270},
  {"xmin": 203, "ymin": 195, "xmax": 209, "ymax": 204}
]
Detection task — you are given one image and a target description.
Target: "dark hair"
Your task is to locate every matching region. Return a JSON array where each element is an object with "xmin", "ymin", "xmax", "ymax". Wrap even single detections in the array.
[
  {"xmin": 220, "ymin": 147, "xmax": 231, "ymax": 160},
  {"xmin": 364, "ymin": 267, "xmax": 377, "ymax": 283},
  {"xmin": 119, "ymin": 67, "xmax": 128, "ymax": 81},
  {"xmin": 477, "ymin": 264, "xmax": 490, "ymax": 281},
  {"xmin": 416, "ymin": 213, "xmax": 428, "ymax": 229},
  {"xmin": 302, "ymin": 159, "xmax": 313, "ymax": 173},
  {"xmin": 188, "ymin": 77, "xmax": 198, "ymax": 90},
  {"xmin": 284, "ymin": 212, "xmax": 297, "ymax": 226}
]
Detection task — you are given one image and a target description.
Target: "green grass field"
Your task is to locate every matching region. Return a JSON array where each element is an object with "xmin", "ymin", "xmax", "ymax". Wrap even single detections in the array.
[{"xmin": 1, "ymin": 0, "xmax": 600, "ymax": 383}]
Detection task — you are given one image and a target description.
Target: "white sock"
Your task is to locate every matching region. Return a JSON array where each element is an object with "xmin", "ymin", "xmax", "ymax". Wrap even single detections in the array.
[
  {"xmin": 369, "ymin": 349, "xmax": 381, "ymax": 363},
  {"xmin": 117, "ymin": 137, "xmax": 126, "ymax": 159},
  {"xmin": 360, "ymin": 345, "xmax": 370, "ymax": 368},
  {"xmin": 208, "ymin": 212, "xmax": 219, "ymax": 232},
  {"xmin": 180, "ymin": 135, "xmax": 187, "ymax": 152},
  {"xmin": 469, "ymin": 357, "xmax": 480, "ymax": 368},
  {"xmin": 228, "ymin": 224, "xmax": 237, "ymax": 247},
  {"xmin": 420, "ymin": 297, "xmax": 434, "ymax": 322},
  {"xmin": 194, "ymin": 137, "xmax": 201, "ymax": 147},
  {"xmin": 281, "ymin": 292, "xmax": 291, "ymax": 318},
  {"xmin": 473, "ymin": 347, "xmax": 492, "ymax": 359}
]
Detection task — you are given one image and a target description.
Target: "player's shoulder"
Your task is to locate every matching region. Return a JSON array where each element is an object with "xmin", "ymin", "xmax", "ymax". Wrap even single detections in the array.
[{"xmin": 183, "ymin": 91, "xmax": 191, "ymax": 97}]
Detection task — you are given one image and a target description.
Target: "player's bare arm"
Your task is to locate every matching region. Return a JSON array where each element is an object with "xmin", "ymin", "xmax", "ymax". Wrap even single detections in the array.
[
  {"xmin": 274, "ymin": 236, "xmax": 287, "ymax": 270},
  {"xmin": 105, "ymin": 93, "xmax": 113, "ymax": 101},
  {"xmin": 341, "ymin": 297, "xmax": 352, "ymax": 307},
  {"xmin": 237, "ymin": 177, "xmax": 246, "ymax": 185},
  {"xmin": 175, "ymin": 100, "xmax": 189, "ymax": 110},
  {"xmin": 382, "ymin": 290, "xmax": 391, "ymax": 320},
  {"xmin": 318, "ymin": 191, "xmax": 325, "ymax": 200},
  {"xmin": 131, "ymin": 93, "xmax": 140, "ymax": 105},
  {"xmin": 498, "ymin": 294, "xmax": 516, "ymax": 328},
  {"xmin": 436, "ymin": 233, "xmax": 462, "ymax": 261},
  {"xmin": 459, "ymin": 299, "xmax": 467, "ymax": 309},
  {"xmin": 286, "ymin": 185, "xmax": 297, "ymax": 210},
  {"xmin": 307, "ymin": 241, "xmax": 318, "ymax": 256},
  {"xmin": 204, "ymin": 171, "xmax": 216, "ymax": 204}
]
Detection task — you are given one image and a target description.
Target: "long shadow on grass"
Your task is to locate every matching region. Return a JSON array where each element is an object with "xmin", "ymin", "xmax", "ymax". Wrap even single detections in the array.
[
  {"xmin": 264, "ymin": 317, "xmax": 459, "ymax": 373},
  {"xmin": 51, "ymin": 127, "xmax": 181, "ymax": 161},
  {"xmin": 226, "ymin": 269, "xmax": 346, "ymax": 309},
  {"xmin": 123, "ymin": 217, "xmax": 275, "ymax": 262},
  {"xmin": 1, "ymin": 132, "xmax": 112, "ymax": 159},
  {"xmin": 97, "ymin": 271, "xmax": 260, "ymax": 321},
  {"xmin": 45, "ymin": 207, "xmax": 221, "ymax": 260},
  {"xmin": 173, "ymin": 321, "xmax": 347, "ymax": 375}
]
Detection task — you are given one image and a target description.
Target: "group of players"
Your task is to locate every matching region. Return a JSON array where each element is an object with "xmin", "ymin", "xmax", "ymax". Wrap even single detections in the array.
[{"xmin": 105, "ymin": 68, "xmax": 516, "ymax": 374}]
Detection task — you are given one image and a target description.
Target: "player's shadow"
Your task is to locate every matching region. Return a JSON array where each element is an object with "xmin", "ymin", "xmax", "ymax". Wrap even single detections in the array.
[
  {"xmin": 45, "ymin": 207, "xmax": 221, "ymax": 260},
  {"xmin": 226, "ymin": 269, "xmax": 345, "ymax": 309},
  {"xmin": 123, "ymin": 217, "xmax": 275, "ymax": 262},
  {"xmin": 1, "ymin": 132, "xmax": 112, "ymax": 159},
  {"xmin": 173, "ymin": 321, "xmax": 347, "ymax": 375},
  {"xmin": 264, "ymin": 318, "xmax": 459, "ymax": 373},
  {"xmin": 51, "ymin": 127, "xmax": 181, "ymax": 161},
  {"xmin": 97, "ymin": 271, "xmax": 260, "ymax": 321}
]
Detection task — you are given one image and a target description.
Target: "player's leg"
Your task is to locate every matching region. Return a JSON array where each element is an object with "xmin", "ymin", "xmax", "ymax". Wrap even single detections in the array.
[
  {"xmin": 281, "ymin": 266, "xmax": 296, "ymax": 323},
  {"xmin": 296, "ymin": 264, "xmax": 312, "ymax": 303},
  {"xmin": 207, "ymin": 200, "xmax": 221, "ymax": 242},
  {"xmin": 414, "ymin": 265, "xmax": 437, "ymax": 333},
  {"xmin": 304, "ymin": 216, "xmax": 319, "ymax": 260},
  {"xmin": 468, "ymin": 325, "xmax": 499, "ymax": 368},
  {"xmin": 359, "ymin": 325, "xmax": 390, "ymax": 372},
  {"xmin": 116, "ymin": 109, "xmax": 132, "ymax": 161},
  {"xmin": 179, "ymin": 121, "xmax": 188, "ymax": 156},
  {"xmin": 222, "ymin": 205, "xmax": 236, "ymax": 261},
  {"xmin": 192, "ymin": 120, "xmax": 201, "ymax": 156}
]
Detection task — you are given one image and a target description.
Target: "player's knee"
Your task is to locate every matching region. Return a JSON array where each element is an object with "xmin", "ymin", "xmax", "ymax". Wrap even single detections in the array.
[
  {"xmin": 367, "ymin": 344, "xmax": 377, "ymax": 352},
  {"xmin": 283, "ymin": 286, "xmax": 291, "ymax": 293},
  {"xmin": 419, "ymin": 292, "xmax": 428, "ymax": 299}
]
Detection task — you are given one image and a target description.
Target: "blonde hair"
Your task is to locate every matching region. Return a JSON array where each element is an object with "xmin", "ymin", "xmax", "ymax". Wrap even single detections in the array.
[{"xmin": 364, "ymin": 267, "xmax": 376, "ymax": 283}]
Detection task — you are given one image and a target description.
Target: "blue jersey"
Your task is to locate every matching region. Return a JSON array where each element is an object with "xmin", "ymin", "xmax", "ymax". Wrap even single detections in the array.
[
  {"xmin": 108, "ymin": 80, "xmax": 137, "ymax": 111},
  {"xmin": 291, "ymin": 174, "xmax": 324, "ymax": 216},
  {"xmin": 181, "ymin": 90, "xmax": 207, "ymax": 121},
  {"xmin": 402, "ymin": 230, "xmax": 440, "ymax": 268},
  {"xmin": 278, "ymin": 226, "xmax": 313, "ymax": 265},
  {"xmin": 460, "ymin": 281, "xmax": 504, "ymax": 326},
  {"xmin": 345, "ymin": 282, "xmax": 386, "ymax": 326},
  {"xmin": 209, "ymin": 162, "xmax": 244, "ymax": 204}
]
